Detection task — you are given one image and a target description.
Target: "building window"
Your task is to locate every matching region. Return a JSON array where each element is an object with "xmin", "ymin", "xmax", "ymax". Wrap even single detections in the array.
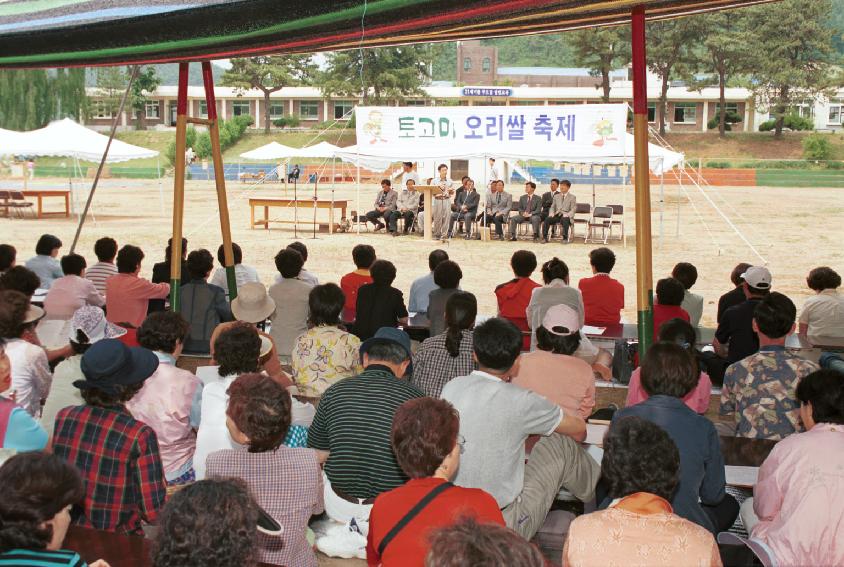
[
  {"xmin": 829, "ymin": 104, "xmax": 842, "ymax": 125},
  {"xmin": 269, "ymin": 103, "xmax": 284, "ymax": 119},
  {"xmin": 232, "ymin": 101, "xmax": 251, "ymax": 117},
  {"xmin": 509, "ymin": 100, "xmax": 541, "ymax": 106},
  {"xmin": 299, "ymin": 101, "xmax": 319, "ymax": 120},
  {"xmin": 482, "ymin": 57, "xmax": 491, "ymax": 72},
  {"xmin": 549, "ymin": 100, "xmax": 580, "ymax": 105},
  {"xmin": 716, "ymin": 102, "xmax": 739, "ymax": 114},
  {"xmin": 92, "ymin": 101, "xmax": 112, "ymax": 119},
  {"xmin": 334, "ymin": 101, "xmax": 354, "ymax": 120},
  {"xmin": 648, "ymin": 103, "xmax": 656, "ymax": 123},
  {"xmin": 145, "ymin": 102, "xmax": 160, "ymax": 119},
  {"xmin": 199, "ymin": 101, "xmax": 208, "ymax": 118},
  {"xmin": 463, "ymin": 57, "xmax": 472, "ymax": 71},
  {"xmin": 405, "ymin": 100, "xmax": 426, "ymax": 107},
  {"xmin": 673, "ymin": 103, "xmax": 697, "ymax": 124}
]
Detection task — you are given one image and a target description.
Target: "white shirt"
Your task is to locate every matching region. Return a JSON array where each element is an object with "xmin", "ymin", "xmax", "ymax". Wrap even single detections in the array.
[
  {"xmin": 274, "ymin": 269, "xmax": 319, "ymax": 288},
  {"xmin": 401, "ymin": 171, "xmax": 420, "ymax": 187},
  {"xmin": 43, "ymin": 275, "xmax": 105, "ymax": 319},
  {"xmin": 800, "ymin": 289, "xmax": 844, "ymax": 338},
  {"xmin": 4, "ymin": 338, "xmax": 52, "ymax": 417},
  {"xmin": 40, "ymin": 354, "xmax": 84, "ymax": 434},
  {"xmin": 209, "ymin": 264, "xmax": 260, "ymax": 297}
]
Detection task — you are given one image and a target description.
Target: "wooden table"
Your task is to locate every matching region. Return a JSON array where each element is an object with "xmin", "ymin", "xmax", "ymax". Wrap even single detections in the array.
[
  {"xmin": 64, "ymin": 526, "xmax": 152, "ymax": 567},
  {"xmin": 249, "ymin": 198, "xmax": 348, "ymax": 234},
  {"xmin": 22, "ymin": 189, "xmax": 71, "ymax": 218}
]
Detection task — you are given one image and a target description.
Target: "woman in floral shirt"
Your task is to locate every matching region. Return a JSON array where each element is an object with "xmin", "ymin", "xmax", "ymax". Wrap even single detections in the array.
[{"xmin": 292, "ymin": 283, "xmax": 362, "ymax": 398}]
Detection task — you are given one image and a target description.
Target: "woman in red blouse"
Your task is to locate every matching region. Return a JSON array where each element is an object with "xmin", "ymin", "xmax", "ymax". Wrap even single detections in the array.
[{"xmin": 366, "ymin": 398, "xmax": 504, "ymax": 567}]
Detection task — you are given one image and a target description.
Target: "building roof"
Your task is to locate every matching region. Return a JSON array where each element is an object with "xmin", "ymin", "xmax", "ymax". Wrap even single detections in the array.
[{"xmin": 497, "ymin": 67, "xmax": 627, "ymax": 79}]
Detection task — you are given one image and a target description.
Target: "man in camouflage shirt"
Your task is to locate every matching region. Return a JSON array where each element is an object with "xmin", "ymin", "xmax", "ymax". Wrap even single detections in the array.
[{"xmin": 720, "ymin": 292, "xmax": 819, "ymax": 440}]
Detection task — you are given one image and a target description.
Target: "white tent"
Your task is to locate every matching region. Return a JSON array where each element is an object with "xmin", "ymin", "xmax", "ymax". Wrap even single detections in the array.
[
  {"xmin": 295, "ymin": 141, "xmax": 342, "ymax": 158},
  {"xmin": 239, "ymin": 141, "xmax": 299, "ymax": 160}
]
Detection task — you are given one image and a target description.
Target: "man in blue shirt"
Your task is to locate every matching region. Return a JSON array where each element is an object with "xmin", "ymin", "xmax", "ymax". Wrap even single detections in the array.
[{"xmin": 407, "ymin": 249, "xmax": 449, "ymax": 313}]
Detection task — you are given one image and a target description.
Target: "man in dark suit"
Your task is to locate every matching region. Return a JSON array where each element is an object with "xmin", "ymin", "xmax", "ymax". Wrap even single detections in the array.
[
  {"xmin": 540, "ymin": 178, "xmax": 560, "ymax": 225},
  {"xmin": 508, "ymin": 182, "xmax": 543, "ymax": 241},
  {"xmin": 448, "ymin": 178, "xmax": 480, "ymax": 240},
  {"xmin": 149, "ymin": 237, "xmax": 189, "ymax": 313}
]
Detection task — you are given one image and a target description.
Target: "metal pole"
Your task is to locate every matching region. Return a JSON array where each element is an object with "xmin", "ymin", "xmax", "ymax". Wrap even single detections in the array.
[
  {"xmin": 659, "ymin": 158, "xmax": 665, "ymax": 249},
  {"xmin": 632, "ymin": 6, "xmax": 654, "ymax": 354},
  {"xmin": 70, "ymin": 65, "xmax": 139, "ymax": 253},
  {"xmin": 169, "ymin": 63, "xmax": 190, "ymax": 310},
  {"xmin": 677, "ymin": 159, "xmax": 683, "ymax": 237}
]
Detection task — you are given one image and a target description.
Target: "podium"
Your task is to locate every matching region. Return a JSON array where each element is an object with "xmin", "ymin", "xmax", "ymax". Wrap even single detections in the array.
[{"xmin": 416, "ymin": 185, "xmax": 444, "ymax": 241}]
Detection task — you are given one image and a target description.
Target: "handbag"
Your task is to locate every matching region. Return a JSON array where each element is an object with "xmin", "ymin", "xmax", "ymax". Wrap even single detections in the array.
[{"xmin": 376, "ymin": 481, "xmax": 454, "ymax": 556}]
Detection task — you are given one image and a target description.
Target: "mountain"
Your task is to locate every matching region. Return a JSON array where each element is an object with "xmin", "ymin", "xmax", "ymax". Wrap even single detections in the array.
[{"xmin": 86, "ymin": 62, "xmax": 226, "ymax": 87}]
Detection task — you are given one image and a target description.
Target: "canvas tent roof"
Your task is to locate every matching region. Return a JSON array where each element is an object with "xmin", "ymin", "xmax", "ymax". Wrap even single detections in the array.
[
  {"xmin": 295, "ymin": 141, "xmax": 343, "ymax": 159},
  {"xmin": 239, "ymin": 141, "xmax": 299, "ymax": 160}
]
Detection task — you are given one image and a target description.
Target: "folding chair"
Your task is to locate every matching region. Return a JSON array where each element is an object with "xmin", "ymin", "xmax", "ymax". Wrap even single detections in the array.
[
  {"xmin": 348, "ymin": 210, "xmax": 370, "ymax": 232},
  {"xmin": 9, "ymin": 191, "xmax": 35, "ymax": 219},
  {"xmin": 0, "ymin": 190, "xmax": 11, "ymax": 218},
  {"xmin": 570, "ymin": 203, "xmax": 592, "ymax": 241},
  {"xmin": 606, "ymin": 204, "xmax": 625, "ymax": 241},
  {"xmin": 585, "ymin": 206, "xmax": 613, "ymax": 244}
]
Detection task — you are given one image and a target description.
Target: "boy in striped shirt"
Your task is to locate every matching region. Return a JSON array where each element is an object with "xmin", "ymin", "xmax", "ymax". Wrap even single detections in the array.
[{"xmin": 84, "ymin": 237, "xmax": 118, "ymax": 298}]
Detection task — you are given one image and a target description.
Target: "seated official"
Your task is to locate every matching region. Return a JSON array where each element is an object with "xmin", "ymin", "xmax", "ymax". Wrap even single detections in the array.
[
  {"xmin": 307, "ymin": 328, "xmax": 424, "ymax": 526},
  {"xmin": 447, "ymin": 178, "xmax": 479, "ymax": 240},
  {"xmin": 486, "ymin": 180, "xmax": 512, "ymax": 240},
  {"xmin": 208, "ymin": 242, "xmax": 260, "ymax": 298},
  {"xmin": 354, "ymin": 260, "xmax": 408, "ymax": 341},
  {"xmin": 441, "ymin": 318, "xmax": 597, "ymax": 540},
  {"xmin": 578, "ymin": 247, "xmax": 624, "ymax": 326},
  {"xmin": 508, "ymin": 181, "xmax": 542, "ymax": 241},
  {"xmin": 425, "ymin": 517, "xmax": 546, "ymax": 567},
  {"xmin": 388, "ymin": 179, "xmax": 419, "ymax": 236},
  {"xmin": 717, "ymin": 262, "xmax": 752, "ymax": 324},
  {"xmin": 366, "ymin": 179, "xmax": 398, "ymax": 232},
  {"xmin": 615, "ymin": 343, "xmax": 738, "ymax": 534},
  {"xmin": 268, "ymin": 248, "xmax": 312, "ymax": 361},
  {"xmin": 653, "ymin": 277, "xmax": 690, "ymax": 337},
  {"xmin": 427, "ymin": 260, "xmax": 462, "ymax": 337},
  {"xmin": 106, "ymin": 245, "xmax": 170, "ymax": 327},
  {"xmin": 207, "ymin": 373, "xmax": 323, "ymax": 567},
  {"xmin": 563, "ymin": 416, "xmax": 721, "ymax": 567},
  {"xmin": 539, "ymin": 178, "xmax": 561, "ymax": 225},
  {"xmin": 25, "ymin": 234, "xmax": 63, "ymax": 289},
  {"xmin": 714, "ymin": 265, "xmax": 771, "ymax": 364},
  {"xmin": 0, "ymin": 338, "xmax": 48, "ymax": 452},
  {"xmin": 408, "ymin": 250, "xmax": 449, "ymax": 314},
  {"xmin": 495, "ymin": 250, "xmax": 541, "ymax": 351},
  {"xmin": 179, "ymin": 249, "xmax": 233, "ymax": 355},
  {"xmin": 673, "ymin": 262, "xmax": 704, "ymax": 327},
  {"xmin": 799, "ymin": 266, "xmax": 844, "ymax": 338},
  {"xmin": 367, "ymin": 398, "xmax": 504, "ymax": 567},
  {"xmin": 340, "ymin": 244, "xmax": 375, "ymax": 318},
  {"xmin": 740, "ymin": 369, "xmax": 844, "ymax": 567},
  {"xmin": 43, "ymin": 253, "xmax": 105, "ymax": 319},
  {"xmin": 542, "ymin": 180, "xmax": 575, "ymax": 243}
]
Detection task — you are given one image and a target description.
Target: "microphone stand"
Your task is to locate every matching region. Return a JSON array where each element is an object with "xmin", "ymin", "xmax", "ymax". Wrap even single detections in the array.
[
  {"xmin": 293, "ymin": 174, "xmax": 298, "ymax": 239},
  {"xmin": 311, "ymin": 177, "xmax": 319, "ymax": 240}
]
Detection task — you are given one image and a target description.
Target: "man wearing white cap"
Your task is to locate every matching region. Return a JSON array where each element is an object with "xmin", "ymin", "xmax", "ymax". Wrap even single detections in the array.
[{"xmin": 714, "ymin": 266, "xmax": 772, "ymax": 365}]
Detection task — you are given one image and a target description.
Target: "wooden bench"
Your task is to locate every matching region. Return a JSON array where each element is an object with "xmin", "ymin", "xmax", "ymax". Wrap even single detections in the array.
[{"xmin": 249, "ymin": 197, "xmax": 349, "ymax": 234}]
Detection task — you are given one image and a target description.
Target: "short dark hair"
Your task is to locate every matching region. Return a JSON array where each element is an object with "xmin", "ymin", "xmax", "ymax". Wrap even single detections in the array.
[
  {"xmin": 352, "ymin": 244, "xmax": 376, "ymax": 269},
  {"xmin": 0, "ymin": 452, "xmax": 84, "ymax": 553},
  {"xmin": 603, "ymin": 416, "xmax": 680, "ymax": 501},
  {"xmin": 0, "ymin": 290, "xmax": 29, "ymax": 339},
  {"xmin": 560, "ymin": 179, "xmax": 572, "ymax": 188},
  {"xmin": 796, "ymin": 369, "xmax": 844, "ymax": 425},
  {"xmin": 81, "ymin": 381, "xmax": 144, "ymax": 407},
  {"xmin": 433, "ymin": 261, "xmax": 462, "ymax": 289},
  {"xmin": 164, "ymin": 237, "xmax": 188, "ymax": 262},
  {"xmin": 438, "ymin": 163, "xmax": 448, "ymax": 171},
  {"xmin": 0, "ymin": 244, "xmax": 17, "ymax": 271},
  {"xmin": 403, "ymin": 161, "xmax": 413, "ymax": 168},
  {"xmin": 473, "ymin": 318, "xmax": 522, "ymax": 373},
  {"xmin": 461, "ymin": 176, "xmax": 470, "ymax": 182},
  {"xmin": 392, "ymin": 398, "xmax": 459, "ymax": 478},
  {"xmin": 186, "ymin": 249, "xmax": 214, "ymax": 280},
  {"xmin": 35, "ymin": 234, "xmax": 62, "ymax": 256},
  {"xmin": 541, "ymin": 257, "xmax": 569, "ymax": 284},
  {"xmin": 525, "ymin": 181, "xmax": 536, "ymax": 190},
  {"xmin": 657, "ymin": 318, "xmax": 698, "ymax": 351},
  {"xmin": 536, "ymin": 325, "xmax": 581, "ymax": 355},
  {"xmin": 93, "ymin": 237, "xmax": 118, "ymax": 262},
  {"xmin": 227, "ymin": 373, "xmax": 292, "ymax": 452},
  {"xmin": 217, "ymin": 243, "xmax": 242, "ymax": 266},
  {"xmin": 60, "ymin": 253, "xmax": 86, "ymax": 276},
  {"xmin": 365, "ymin": 341, "xmax": 410, "ymax": 365},
  {"xmin": 428, "ymin": 249, "xmax": 449, "ymax": 272},
  {"xmin": 0, "ymin": 267, "xmax": 40, "ymax": 298},
  {"xmin": 287, "ymin": 241, "xmax": 308, "ymax": 263},
  {"xmin": 753, "ymin": 292, "xmax": 796, "ymax": 339},
  {"xmin": 656, "ymin": 277, "xmax": 685, "ymax": 306},
  {"xmin": 308, "ymin": 283, "xmax": 345, "ymax": 326},
  {"xmin": 445, "ymin": 292, "xmax": 477, "ymax": 357},
  {"xmin": 425, "ymin": 517, "xmax": 544, "ymax": 567},
  {"xmin": 672, "ymin": 262, "xmax": 698, "ymax": 290},
  {"xmin": 640, "ymin": 341, "xmax": 699, "ymax": 398},
  {"xmin": 116, "ymin": 245, "xmax": 145, "ymax": 273},
  {"xmin": 589, "ymin": 247, "xmax": 616, "ymax": 273},
  {"xmin": 731, "ymin": 262, "xmax": 753, "ymax": 286},
  {"xmin": 370, "ymin": 259, "xmax": 397, "ymax": 286},
  {"xmin": 510, "ymin": 250, "xmax": 537, "ymax": 278},
  {"xmin": 807, "ymin": 266, "xmax": 841, "ymax": 292},
  {"xmin": 214, "ymin": 323, "xmax": 261, "ymax": 377},
  {"xmin": 381, "ymin": 178, "xmax": 392, "ymax": 186},
  {"xmin": 550, "ymin": 178, "xmax": 560, "ymax": 186},
  {"xmin": 274, "ymin": 248, "xmax": 303, "ymax": 279},
  {"xmin": 153, "ymin": 478, "xmax": 258, "ymax": 567},
  {"xmin": 137, "ymin": 311, "xmax": 190, "ymax": 354}
]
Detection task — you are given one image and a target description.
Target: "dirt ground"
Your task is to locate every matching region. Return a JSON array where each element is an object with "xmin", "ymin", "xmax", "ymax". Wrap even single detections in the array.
[{"xmin": 2, "ymin": 178, "xmax": 842, "ymax": 328}]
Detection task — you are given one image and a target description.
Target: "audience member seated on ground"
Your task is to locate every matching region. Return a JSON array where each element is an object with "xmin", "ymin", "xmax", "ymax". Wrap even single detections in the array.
[
  {"xmin": 206, "ymin": 373, "xmax": 324, "ymax": 567},
  {"xmin": 307, "ymin": 328, "xmax": 424, "ymax": 525},
  {"xmin": 412, "ymin": 292, "xmax": 477, "ymax": 398},
  {"xmin": 41, "ymin": 306, "xmax": 127, "ymax": 433},
  {"xmin": 614, "ymin": 343, "xmax": 737, "ymax": 534},
  {"xmin": 626, "ymin": 318, "xmax": 712, "ymax": 414},
  {"xmin": 0, "ymin": 266, "xmax": 40, "ymax": 300},
  {"xmin": 43, "ymin": 254, "xmax": 105, "ymax": 320},
  {"xmin": 717, "ymin": 262, "xmax": 752, "ymax": 324},
  {"xmin": 52, "ymin": 339, "xmax": 166, "ymax": 534},
  {"xmin": 513, "ymin": 305, "xmax": 595, "ymax": 432},
  {"xmin": 799, "ymin": 266, "xmax": 844, "ymax": 338},
  {"xmin": 578, "ymin": 247, "xmax": 624, "ymax": 326},
  {"xmin": 153, "ymin": 478, "xmax": 259, "ymax": 567},
  {"xmin": 427, "ymin": 261, "xmax": 463, "ymax": 337},
  {"xmin": 653, "ymin": 277, "xmax": 690, "ymax": 337},
  {"xmin": 25, "ymin": 234, "xmax": 63, "ymax": 290},
  {"xmin": 292, "ymin": 283, "xmax": 362, "ymax": 398},
  {"xmin": 408, "ymin": 250, "xmax": 449, "ymax": 313},
  {"xmin": 84, "ymin": 237, "xmax": 118, "ymax": 299},
  {"xmin": 366, "ymin": 179, "xmax": 398, "ymax": 232},
  {"xmin": 367, "ymin": 398, "xmax": 504, "ymax": 567},
  {"xmin": 287, "ymin": 242, "xmax": 319, "ymax": 286},
  {"xmin": 495, "ymin": 250, "xmax": 541, "ymax": 351},
  {"xmin": 673, "ymin": 262, "xmax": 704, "ymax": 327},
  {"xmin": 441, "ymin": 318, "xmax": 597, "ymax": 540},
  {"xmin": 0, "ymin": 291, "xmax": 50, "ymax": 417},
  {"xmin": 209, "ymin": 282, "xmax": 291, "ymax": 387},
  {"xmin": 354, "ymin": 260, "xmax": 409, "ymax": 341},
  {"xmin": 527, "ymin": 257, "xmax": 584, "ymax": 349},
  {"xmin": 740, "ymin": 369, "xmax": 844, "ymax": 567},
  {"xmin": 126, "ymin": 311, "xmax": 200, "ymax": 485},
  {"xmin": 0, "ymin": 244, "xmax": 15, "ymax": 274},
  {"xmin": 713, "ymin": 265, "xmax": 772, "ymax": 365},
  {"xmin": 720, "ymin": 292, "xmax": 819, "ymax": 440},
  {"xmin": 340, "ymin": 244, "xmax": 375, "ymax": 318},
  {"xmin": 268, "ymin": 248, "xmax": 312, "ymax": 362},
  {"xmin": 0, "ymin": 339, "xmax": 48, "ymax": 452},
  {"xmin": 209, "ymin": 242, "xmax": 260, "ymax": 298},
  {"xmin": 178, "ymin": 249, "xmax": 233, "ymax": 355},
  {"xmin": 149, "ymin": 237, "xmax": 189, "ymax": 313},
  {"xmin": 105, "ymin": 245, "xmax": 169, "ymax": 328},
  {"xmin": 194, "ymin": 324, "xmax": 311, "ymax": 480},
  {"xmin": 388, "ymin": 178, "xmax": 420, "ymax": 236},
  {"xmin": 0, "ymin": 452, "xmax": 110, "ymax": 567},
  {"xmin": 425, "ymin": 516, "xmax": 545, "ymax": 567},
  {"xmin": 563, "ymin": 416, "xmax": 721, "ymax": 567}
]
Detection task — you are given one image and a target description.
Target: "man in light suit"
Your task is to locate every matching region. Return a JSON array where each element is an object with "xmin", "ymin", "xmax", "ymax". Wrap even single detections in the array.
[
  {"xmin": 448, "ymin": 178, "xmax": 480, "ymax": 240},
  {"xmin": 508, "ymin": 181, "xmax": 543, "ymax": 241},
  {"xmin": 388, "ymin": 178, "xmax": 420, "ymax": 235},
  {"xmin": 487, "ymin": 180, "xmax": 513, "ymax": 240},
  {"xmin": 542, "ymin": 179, "xmax": 576, "ymax": 243},
  {"xmin": 365, "ymin": 179, "xmax": 398, "ymax": 231}
]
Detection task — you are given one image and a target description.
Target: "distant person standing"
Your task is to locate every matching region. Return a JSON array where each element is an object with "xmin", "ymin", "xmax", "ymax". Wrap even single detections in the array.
[
  {"xmin": 431, "ymin": 164, "xmax": 454, "ymax": 241},
  {"xmin": 487, "ymin": 157, "xmax": 499, "ymax": 189},
  {"xmin": 400, "ymin": 161, "xmax": 420, "ymax": 187}
]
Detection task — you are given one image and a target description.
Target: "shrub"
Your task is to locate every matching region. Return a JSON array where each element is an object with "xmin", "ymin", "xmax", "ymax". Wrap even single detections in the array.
[
  {"xmin": 273, "ymin": 116, "xmax": 301, "ymax": 129},
  {"xmin": 707, "ymin": 110, "xmax": 743, "ymax": 131},
  {"xmin": 165, "ymin": 126, "xmax": 198, "ymax": 165},
  {"xmin": 759, "ymin": 113, "xmax": 814, "ymax": 133},
  {"xmin": 704, "ymin": 161, "xmax": 731, "ymax": 169},
  {"xmin": 802, "ymin": 134, "xmax": 833, "ymax": 161},
  {"xmin": 194, "ymin": 133, "xmax": 212, "ymax": 159}
]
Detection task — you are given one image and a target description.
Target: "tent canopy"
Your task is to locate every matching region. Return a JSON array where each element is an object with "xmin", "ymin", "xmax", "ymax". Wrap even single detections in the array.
[
  {"xmin": 0, "ymin": 118, "xmax": 159, "ymax": 162},
  {"xmin": 295, "ymin": 141, "xmax": 342, "ymax": 159},
  {"xmin": 239, "ymin": 141, "xmax": 299, "ymax": 160},
  {"xmin": 0, "ymin": 1, "xmax": 774, "ymax": 69}
]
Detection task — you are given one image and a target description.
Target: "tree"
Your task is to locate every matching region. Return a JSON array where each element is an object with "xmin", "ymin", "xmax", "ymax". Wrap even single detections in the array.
[
  {"xmin": 647, "ymin": 18, "xmax": 701, "ymax": 135},
  {"xmin": 744, "ymin": 0, "xmax": 841, "ymax": 138},
  {"xmin": 569, "ymin": 27, "xmax": 631, "ymax": 102},
  {"xmin": 321, "ymin": 46, "xmax": 430, "ymax": 105},
  {"xmin": 0, "ymin": 68, "xmax": 87, "ymax": 130},
  {"xmin": 220, "ymin": 56, "xmax": 316, "ymax": 133},
  {"xmin": 129, "ymin": 67, "xmax": 161, "ymax": 130},
  {"xmin": 96, "ymin": 66, "xmax": 128, "ymax": 116}
]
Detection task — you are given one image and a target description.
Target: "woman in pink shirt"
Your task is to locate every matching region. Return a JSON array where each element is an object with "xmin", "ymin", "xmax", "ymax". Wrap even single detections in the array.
[
  {"xmin": 626, "ymin": 318, "xmax": 712, "ymax": 414},
  {"xmin": 741, "ymin": 369, "xmax": 844, "ymax": 567},
  {"xmin": 105, "ymin": 245, "xmax": 169, "ymax": 327}
]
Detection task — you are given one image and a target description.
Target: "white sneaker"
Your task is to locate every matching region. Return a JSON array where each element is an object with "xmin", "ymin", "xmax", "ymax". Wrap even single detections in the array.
[{"xmin": 315, "ymin": 522, "xmax": 367, "ymax": 559}]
